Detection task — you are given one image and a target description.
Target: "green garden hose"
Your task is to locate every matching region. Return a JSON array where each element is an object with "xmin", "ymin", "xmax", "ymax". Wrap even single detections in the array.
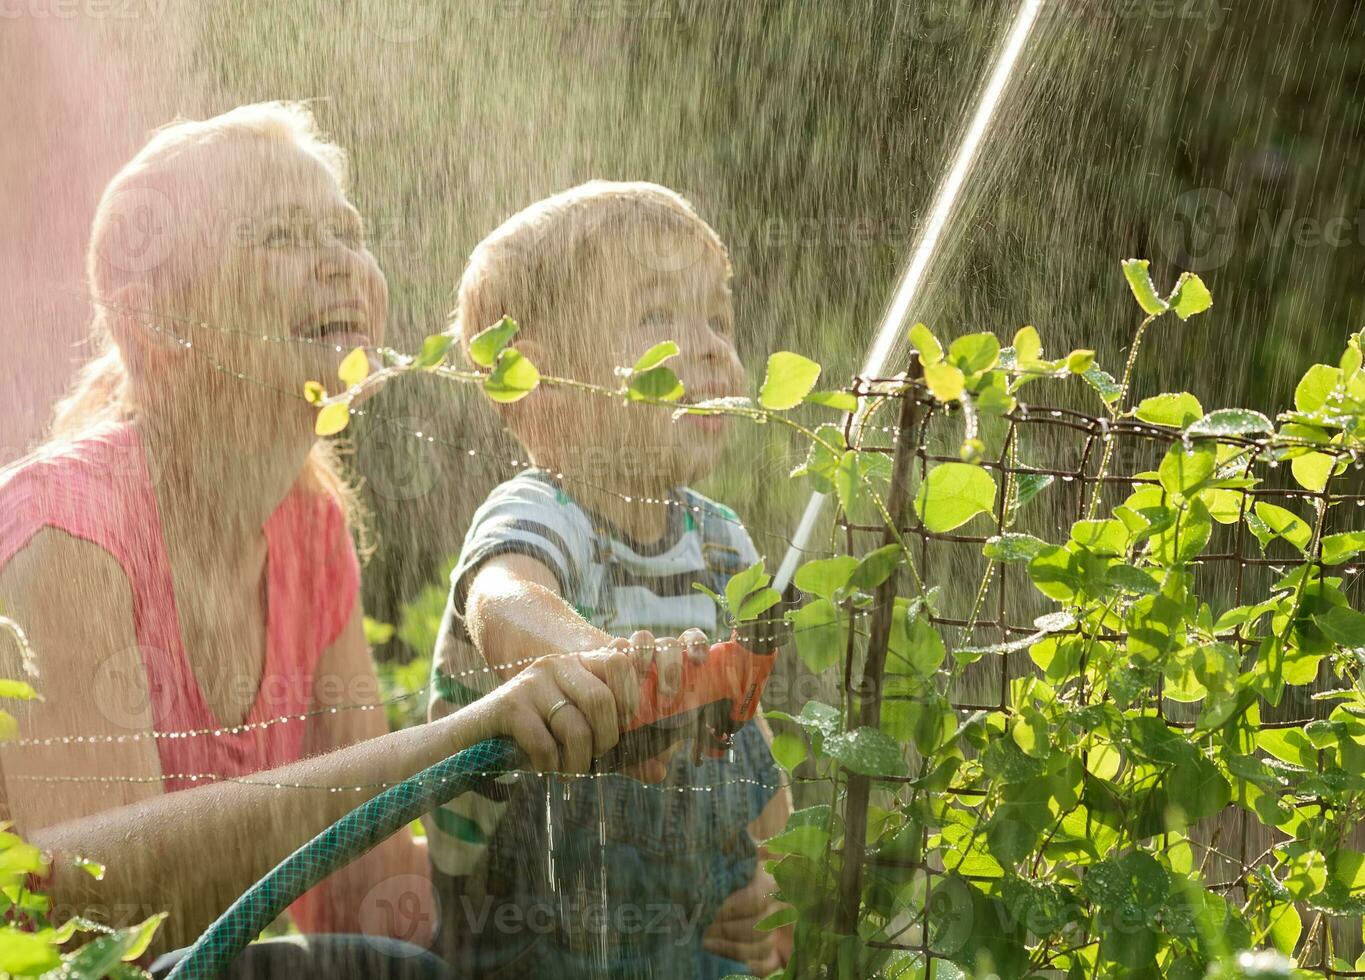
[{"xmin": 164, "ymin": 736, "xmax": 520, "ymax": 980}]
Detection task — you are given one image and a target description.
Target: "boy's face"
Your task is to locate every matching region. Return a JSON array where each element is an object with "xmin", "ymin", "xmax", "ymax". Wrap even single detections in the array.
[{"xmin": 540, "ymin": 225, "xmax": 745, "ymax": 489}]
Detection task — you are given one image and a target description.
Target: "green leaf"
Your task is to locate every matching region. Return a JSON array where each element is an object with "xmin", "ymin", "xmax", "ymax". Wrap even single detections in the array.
[
  {"xmin": 302, "ymin": 380, "xmax": 326, "ymax": 405},
  {"xmin": 0, "ymin": 680, "xmax": 37, "ymax": 702},
  {"xmin": 0, "ymin": 927, "xmax": 60, "ymax": 974},
  {"xmin": 759, "ymin": 351, "xmax": 822, "ymax": 410},
  {"xmin": 770, "ymin": 732, "xmax": 807, "ymax": 772},
  {"xmin": 1291, "ymin": 451, "xmax": 1336, "ymax": 492},
  {"xmin": 1314, "ymin": 605, "xmax": 1365, "ymax": 647},
  {"xmin": 735, "ymin": 588, "xmax": 782, "ymax": 622},
  {"xmin": 337, "ymin": 346, "xmax": 370, "ymax": 388},
  {"xmin": 765, "ymin": 824, "xmax": 828, "ymax": 861},
  {"xmin": 914, "ymin": 462, "xmax": 998, "ymax": 533},
  {"xmin": 822, "ymin": 727, "xmax": 908, "ymax": 777},
  {"xmin": 1168, "ymin": 272, "xmax": 1213, "ymax": 320},
  {"xmin": 1253, "ymin": 502, "xmax": 1312, "ymax": 553},
  {"xmin": 947, "ymin": 332, "xmax": 1000, "ymax": 376},
  {"xmin": 627, "ymin": 365, "xmax": 684, "ymax": 402},
  {"xmin": 1066, "ymin": 348, "xmax": 1096, "ymax": 374},
  {"xmin": 413, "ymin": 332, "xmax": 455, "ymax": 369},
  {"xmin": 924, "ymin": 361, "xmax": 965, "ymax": 401},
  {"xmin": 1295, "ymin": 363, "xmax": 1342, "ymax": 413},
  {"xmin": 1069, "ymin": 518, "xmax": 1129, "ymax": 555},
  {"xmin": 1322, "ymin": 531, "xmax": 1365, "ymax": 565},
  {"xmin": 887, "ymin": 602, "xmax": 945, "ymax": 677},
  {"xmin": 1105, "ymin": 563, "xmax": 1161, "ymax": 595},
  {"xmin": 983, "ymin": 533, "xmax": 1049, "ymax": 562},
  {"xmin": 362, "ymin": 617, "xmax": 395, "ymax": 646},
  {"xmin": 1080, "ymin": 851, "xmax": 1170, "ymax": 912},
  {"xmin": 1026, "ymin": 546, "xmax": 1079, "ymax": 603},
  {"xmin": 806, "ymin": 390, "xmax": 858, "ymax": 413},
  {"xmin": 1083, "ymin": 364, "xmax": 1123, "ymax": 404},
  {"xmin": 908, "ymin": 323, "xmax": 943, "ymax": 366},
  {"xmin": 754, "ymin": 905, "xmax": 799, "ymax": 933},
  {"xmin": 314, "ymin": 401, "xmax": 351, "ymax": 436},
  {"xmin": 1158, "ymin": 440, "xmax": 1217, "ymax": 496},
  {"xmin": 790, "ymin": 424, "xmax": 843, "ymax": 494},
  {"xmin": 793, "ymin": 557, "xmax": 858, "ymax": 600},
  {"xmin": 483, "ymin": 348, "xmax": 541, "ymax": 403},
  {"xmin": 724, "ymin": 560, "xmax": 769, "ymax": 617},
  {"xmin": 850, "ymin": 544, "xmax": 902, "ymax": 591},
  {"xmin": 1122, "ymin": 259, "xmax": 1169, "ymax": 315},
  {"xmin": 1135, "ymin": 392, "xmax": 1204, "ymax": 428},
  {"xmin": 1012, "ymin": 325, "xmax": 1042, "ymax": 363},
  {"xmin": 1186, "ymin": 409, "xmax": 1275, "ymax": 438},
  {"xmin": 469, "ymin": 316, "xmax": 519, "ymax": 368},
  {"xmin": 790, "ymin": 599, "xmax": 844, "ymax": 673},
  {"xmin": 1010, "ymin": 472, "xmax": 1054, "ymax": 516},
  {"xmin": 631, "ymin": 340, "xmax": 679, "ymax": 373}
]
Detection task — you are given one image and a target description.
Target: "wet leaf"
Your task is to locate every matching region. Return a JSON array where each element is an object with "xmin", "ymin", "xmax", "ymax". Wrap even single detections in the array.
[
  {"xmin": 1121, "ymin": 258, "xmax": 1169, "ymax": 315},
  {"xmin": 483, "ymin": 348, "xmax": 541, "ymax": 403},
  {"xmin": 1135, "ymin": 392, "xmax": 1203, "ymax": 428},
  {"xmin": 1168, "ymin": 271, "xmax": 1213, "ymax": 320},
  {"xmin": 806, "ymin": 390, "xmax": 857, "ymax": 413},
  {"xmin": 822, "ymin": 727, "xmax": 908, "ymax": 777},
  {"xmin": 759, "ymin": 351, "xmax": 821, "ymax": 410},
  {"xmin": 630, "ymin": 340, "xmax": 679, "ymax": 373},
  {"xmin": 314, "ymin": 401, "xmax": 351, "ymax": 436},
  {"xmin": 1185, "ymin": 409, "xmax": 1274, "ymax": 438},
  {"xmin": 469, "ymin": 316, "xmax": 518, "ymax": 368},
  {"xmin": 627, "ymin": 364, "xmax": 684, "ymax": 402},
  {"xmin": 793, "ymin": 557, "xmax": 858, "ymax": 600},
  {"xmin": 413, "ymin": 332, "xmax": 455, "ymax": 369},
  {"xmin": 914, "ymin": 462, "xmax": 997, "ymax": 532},
  {"xmin": 337, "ymin": 346, "xmax": 369, "ymax": 387},
  {"xmin": 908, "ymin": 322, "xmax": 942, "ymax": 366}
]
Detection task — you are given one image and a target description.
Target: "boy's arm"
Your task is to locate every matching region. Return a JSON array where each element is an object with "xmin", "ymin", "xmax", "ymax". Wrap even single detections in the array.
[
  {"xmin": 463, "ymin": 553, "xmax": 702, "ymax": 704},
  {"xmin": 464, "ymin": 554, "xmax": 610, "ymax": 678}
]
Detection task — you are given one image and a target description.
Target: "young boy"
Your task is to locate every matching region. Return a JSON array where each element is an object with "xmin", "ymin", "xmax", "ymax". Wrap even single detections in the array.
[{"xmin": 425, "ymin": 181, "xmax": 792, "ymax": 979}]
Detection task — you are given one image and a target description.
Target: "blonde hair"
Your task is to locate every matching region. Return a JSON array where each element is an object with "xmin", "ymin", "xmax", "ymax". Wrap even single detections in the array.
[
  {"xmin": 47, "ymin": 101, "xmax": 362, "ymax": 528},
  {"xmin": 454, "ymin": 180, "xmax": 731, "ymax": 353}
]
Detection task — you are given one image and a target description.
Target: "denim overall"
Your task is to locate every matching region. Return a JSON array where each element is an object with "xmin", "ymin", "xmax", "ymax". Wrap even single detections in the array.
[{"xmin": 441, "ymin": 503, "xmax": 780, "ymax": 979}]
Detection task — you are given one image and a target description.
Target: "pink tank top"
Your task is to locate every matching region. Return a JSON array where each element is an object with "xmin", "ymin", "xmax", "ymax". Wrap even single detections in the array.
[{"xmin": 0, "ymin": 421, "xmax": 360, "ymax": 791}]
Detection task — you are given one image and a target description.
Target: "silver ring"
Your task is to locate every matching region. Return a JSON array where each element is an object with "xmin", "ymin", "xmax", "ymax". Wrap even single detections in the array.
[{"xmin": 546, "ymin": 698, "xmax": 572, "ymax": 724}]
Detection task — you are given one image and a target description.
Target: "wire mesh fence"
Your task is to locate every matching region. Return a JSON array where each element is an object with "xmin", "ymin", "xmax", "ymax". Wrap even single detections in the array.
[{"xmin": 830, "ymin": 362, "xmax": 1365, "ymax": 976}]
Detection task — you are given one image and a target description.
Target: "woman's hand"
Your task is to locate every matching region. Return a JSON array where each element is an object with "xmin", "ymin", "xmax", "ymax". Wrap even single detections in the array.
[{"xmin": 473, "ymin": 647, "xmax": 640, "ymax": 773}]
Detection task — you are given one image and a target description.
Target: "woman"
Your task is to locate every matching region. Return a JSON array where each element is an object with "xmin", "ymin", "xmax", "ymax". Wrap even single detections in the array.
[{"xmin": 0, "ymin": 102, "xmax": 641, "ymax": 974}]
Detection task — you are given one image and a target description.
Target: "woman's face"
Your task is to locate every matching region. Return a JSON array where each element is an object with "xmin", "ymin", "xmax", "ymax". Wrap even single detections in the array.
[{"xmin": 169, "ymin": 139, "xmax": 389, "ymax": 421}]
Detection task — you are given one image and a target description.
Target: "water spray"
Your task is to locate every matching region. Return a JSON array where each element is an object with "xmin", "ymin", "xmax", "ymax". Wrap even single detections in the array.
[{"xmin": 773, "ymin": 0, "xmax": 1047, "ymax": 595}]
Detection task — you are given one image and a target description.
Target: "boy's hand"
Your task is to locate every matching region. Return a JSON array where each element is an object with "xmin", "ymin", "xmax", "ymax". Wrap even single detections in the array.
[
  {"xmin": 702, "ymin": 846, "xmax": 792, "ymax": 974},
  {"xmin": 611, "ymin": 628, "xmax": 710, "ymax": 783}
]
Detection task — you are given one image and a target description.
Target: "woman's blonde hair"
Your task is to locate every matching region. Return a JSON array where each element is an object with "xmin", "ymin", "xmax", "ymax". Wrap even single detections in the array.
[{"xmin": 49, "ymin": 101, "xmax": 363, "ymax": 529}]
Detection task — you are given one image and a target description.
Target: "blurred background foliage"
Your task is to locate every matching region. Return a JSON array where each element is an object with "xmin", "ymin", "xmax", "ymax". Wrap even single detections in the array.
[{"xmin": 8, "ymin": 1, "xmax": 1365, "ymax": 692}]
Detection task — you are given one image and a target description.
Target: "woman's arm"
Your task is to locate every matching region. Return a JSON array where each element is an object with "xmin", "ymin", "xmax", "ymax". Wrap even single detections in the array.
[
  {"xmin": 287, "ymin": 600, "xmax": 433, "ymax": 944},
  {"xmin": 0, "ymin": 530, "xmax": 639, "ymax": 953}
]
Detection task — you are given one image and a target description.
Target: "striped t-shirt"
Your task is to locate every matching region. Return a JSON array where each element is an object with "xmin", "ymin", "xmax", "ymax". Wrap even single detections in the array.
[{"xmin": 423, "ymin": 468, "xmax": 763, "ymax": 878}]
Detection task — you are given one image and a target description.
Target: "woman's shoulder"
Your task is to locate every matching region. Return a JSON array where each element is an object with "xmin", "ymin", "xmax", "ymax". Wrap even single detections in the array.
[{"xmin": 0, "ymin": 422, "xmax": 149, "ymax": 569}]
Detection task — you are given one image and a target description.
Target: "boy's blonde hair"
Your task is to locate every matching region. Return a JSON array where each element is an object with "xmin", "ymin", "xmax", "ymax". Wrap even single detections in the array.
[
  {"xmin": 41, "ymin": 101, "xmax": 361, "ymax": 528},
  {"xmin": 453, "ymin": 180, "xmax": 731, "ymax": 354}
]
